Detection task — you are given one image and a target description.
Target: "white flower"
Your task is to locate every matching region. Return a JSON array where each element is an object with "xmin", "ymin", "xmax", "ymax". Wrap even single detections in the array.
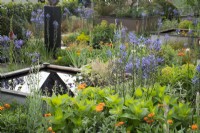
[{"xmin": 185, "ymin": 48, "xmax": 190, "ymax": 52}]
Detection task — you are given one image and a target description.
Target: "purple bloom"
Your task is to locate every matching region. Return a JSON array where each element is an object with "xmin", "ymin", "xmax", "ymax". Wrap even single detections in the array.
[
  {"xmin": 144, "ymin": 38, "xmax": 152, "ymax": 45},
  {"xmin": 150, "ymin": 38, "xmax": 162, "ymax": 51},
  {"xmin": 53, "ymin": 21, "xmax": 59, "ymax": 29},
  {"xmin": 125, "ymin": 62, "xmax": 133, "ymax": 73},
  {"xmin": 84, "ymin": 8, "xmax": 93, "ymax": 19},
  {"xmin": 119, "ymin": 44, "xmax": 126, "ymax": 51},
  {"xmin": 26, "ymin": 30, "xmax": 32, "ymax": 38},
  {"xmin": 37, "ymin": 9, "xmax": 43, "ymax": 14},
  {"xmin": 192, "ymin": 76, "xmax": 199, "ymax": 84},
  {"xmin": 196, "ymin": 64, "xmax": 200, "ymax": 73},
  {"xmin": 121, "ymin": 27, "xmax": 127, "ymax": 40},
  {"xmin": 2, "ymin": 36, "xmax": 10, "ymax": 42},
  {"xmin": 128, "ymin": 32, "xmax": 138, "ymax": 44},
  {"xmin": 164, "ymin": 34, "xmax": 169, "ymax": 40},
  {"xmin": 31, "ymin": 11, "xmax": 37, "ymax": 17},
  {"xmin": 14, "ymin": 39, "xmax": 24, "ymax": 49},
  {"xmin": 173, "ymin": 9, "xmax": 179, "ymax": 15}
]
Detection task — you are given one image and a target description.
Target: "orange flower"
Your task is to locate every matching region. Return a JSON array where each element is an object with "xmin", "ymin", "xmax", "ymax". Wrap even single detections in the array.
[
  {"xmin": 146, "ymin": 119, "xmax": 154, "ymax": 124},
  {"xmin": 167, "ymin": 119, "xmax": 173, "ymax": 125},
  {"xmin": 47, "ymin": 127, "xmax": 53, "ymax": 132},
  {"xmin": 95, "ymin": 102, "xmax": 105, "ymax": 112},
  {"xmin": 4, "ymin": 104, "xmax": 10, "ymax": 109},
  {"xmin": 191, "ymin": 124, "xmax": 198, "ymax": 130},
  {"xmin": 0, "ymin": 106, "xmax": 4, "ymax": 111},
  {"xmin": 115, "ymin": 121, "xmax": 124, "ymax": 127},
  {"xmin": 144, "ymin": 117, "xmax": 148, "ymax": 121},
  {"xmin": 148, "ymin": 112, "xmax": 155, "ymax": 118},
  {"xmin": 107, "ymin": 43, "xmax": 113, "ymax": 47},
  {"xmin": 98, "ymin": 102, "xmax": 105, "ymax": 107},
  {"xmin": 96, "ymin": 105, "xmax": 104, "ymax": 112},
  {"xmin": 44, "ymin": 113, "xmax": 52, "ymax": 117},
  {"xmin": 178, "ymin": 52, "xmax": 185, "ymax": 56},
  {"xmin": 77, "ymin": 83, "xmax": 87, "ymax": 90}
]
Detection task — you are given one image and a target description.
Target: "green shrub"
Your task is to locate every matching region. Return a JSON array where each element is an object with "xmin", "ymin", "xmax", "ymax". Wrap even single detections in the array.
[
  {"xmin": 92, "ymin": 20, "xmax": 116, "ymax": 48},
  {"xmin": 0, "ymin": 16, "xmax": 24, "ymax": 39},
  {"xmin": 44, "ymin": 86, "xmax": 194, "ymax": 132},
  {"xmin": 161, "ymin": 19, "xmax": 178, "ymax": 30},
  {"xmin": 178, "ymin": 20, "xmax": 193, "ymax": 29},
  {"xmin": 0, "ymin": 103, "xmax": 27, "ymax": 132}
]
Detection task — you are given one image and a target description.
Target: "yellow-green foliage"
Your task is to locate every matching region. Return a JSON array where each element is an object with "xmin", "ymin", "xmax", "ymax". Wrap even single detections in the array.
[
  {"xmin": 76, "ymin": 32, "xmax": 90, "ymax": 42},
  {"xmin": 159, "ymin": 64, "xmax": 195, "ymax": 85},
  {"xmin": 43, "ymin": 86, "xmax": 194, "ymax": 132},
  {"xmin": 178, "ymin": 20, "xmax": 193, "ymax": 29}
]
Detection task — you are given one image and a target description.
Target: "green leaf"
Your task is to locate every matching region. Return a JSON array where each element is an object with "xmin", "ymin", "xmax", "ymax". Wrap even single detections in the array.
[
  {"xmin": 134, "ymin": 88, "xmax": 143, "ymax": 97},
  {"xmin": 55, "ymin": 107, "xmax": 63, "ymax": 121},
  {"xmin": 120, "ymin": 113, "xmax": 139, "ymax": 120}
]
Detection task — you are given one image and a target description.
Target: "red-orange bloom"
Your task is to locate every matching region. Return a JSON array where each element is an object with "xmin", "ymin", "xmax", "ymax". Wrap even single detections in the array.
[
  {"xmin": 0, "ymin": 106, "xmax": 4, "ymax": 111},
  {"xmin": 95, "ymin": 102, "xmax": 105, "ymax": 112},
  {"xmin": 78, "ymin": 83, "xmax": 87, "ymax": 90},
  {"xmin": 44, "ymin": 113, "xmax": 52, "ymax": 117},
  {"xmin": 115, "ymin": 121, "xmax": 124, "ymax": 127},
  {"xmin": 178, "ymin": 52, "xmax": 185, "ymax": 56},
  {"xmin": 167, "ymin": 119, "xmax": 173, "ymax": 125},
  {"xmin": 4, "ymin": 104, "xmax": 10, "ymax": 109},
  {"xmin": 144, "ymin": 117, "xmax": 148, "ymax": 121},
  {"xmin": 191, "ymin": 124, "xmax": 198, "ymax": 130},
  {"xmin": 148, "ymin": 112, "xmax": 155, "ymax": 118}
]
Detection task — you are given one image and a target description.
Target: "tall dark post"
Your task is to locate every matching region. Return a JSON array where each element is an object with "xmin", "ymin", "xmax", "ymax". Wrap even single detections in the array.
[{"xmin": 44, "ymin": 6, "xmax": 61, "ymax": 53}]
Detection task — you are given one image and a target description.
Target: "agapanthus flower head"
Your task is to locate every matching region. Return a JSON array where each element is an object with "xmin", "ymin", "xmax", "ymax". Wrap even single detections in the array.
[
  {"xmin": 164, "ymin": 34, "xmax": 169, "ymax": 40},
  {"xmin": 119, "ymin": 44, "xmax": 126, "ymax": 51},
  {"xmin": 128, "ymin": 32, "xmax": 137, "ymax": 44},
  {"xmin": 26, "ymin": 30, "xmax": 32, "ymax": 38},
  {"xmin": 83, "ymin": 8, "xmax": 94, "ymax": 19},
  {"xmin": 192, "ymin": 76, "xmax": 199, "ymax": 84},
  {"xmin": 150, "ymin": 38, "xmax": 162, "ymax": 51},
  {"xmin": 14, "ymin": 39, "xmax": 24, "ymax": 49},
  {"xmin": 37, "ymin": 9, "xmax": 43, "ymax": 14}
]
